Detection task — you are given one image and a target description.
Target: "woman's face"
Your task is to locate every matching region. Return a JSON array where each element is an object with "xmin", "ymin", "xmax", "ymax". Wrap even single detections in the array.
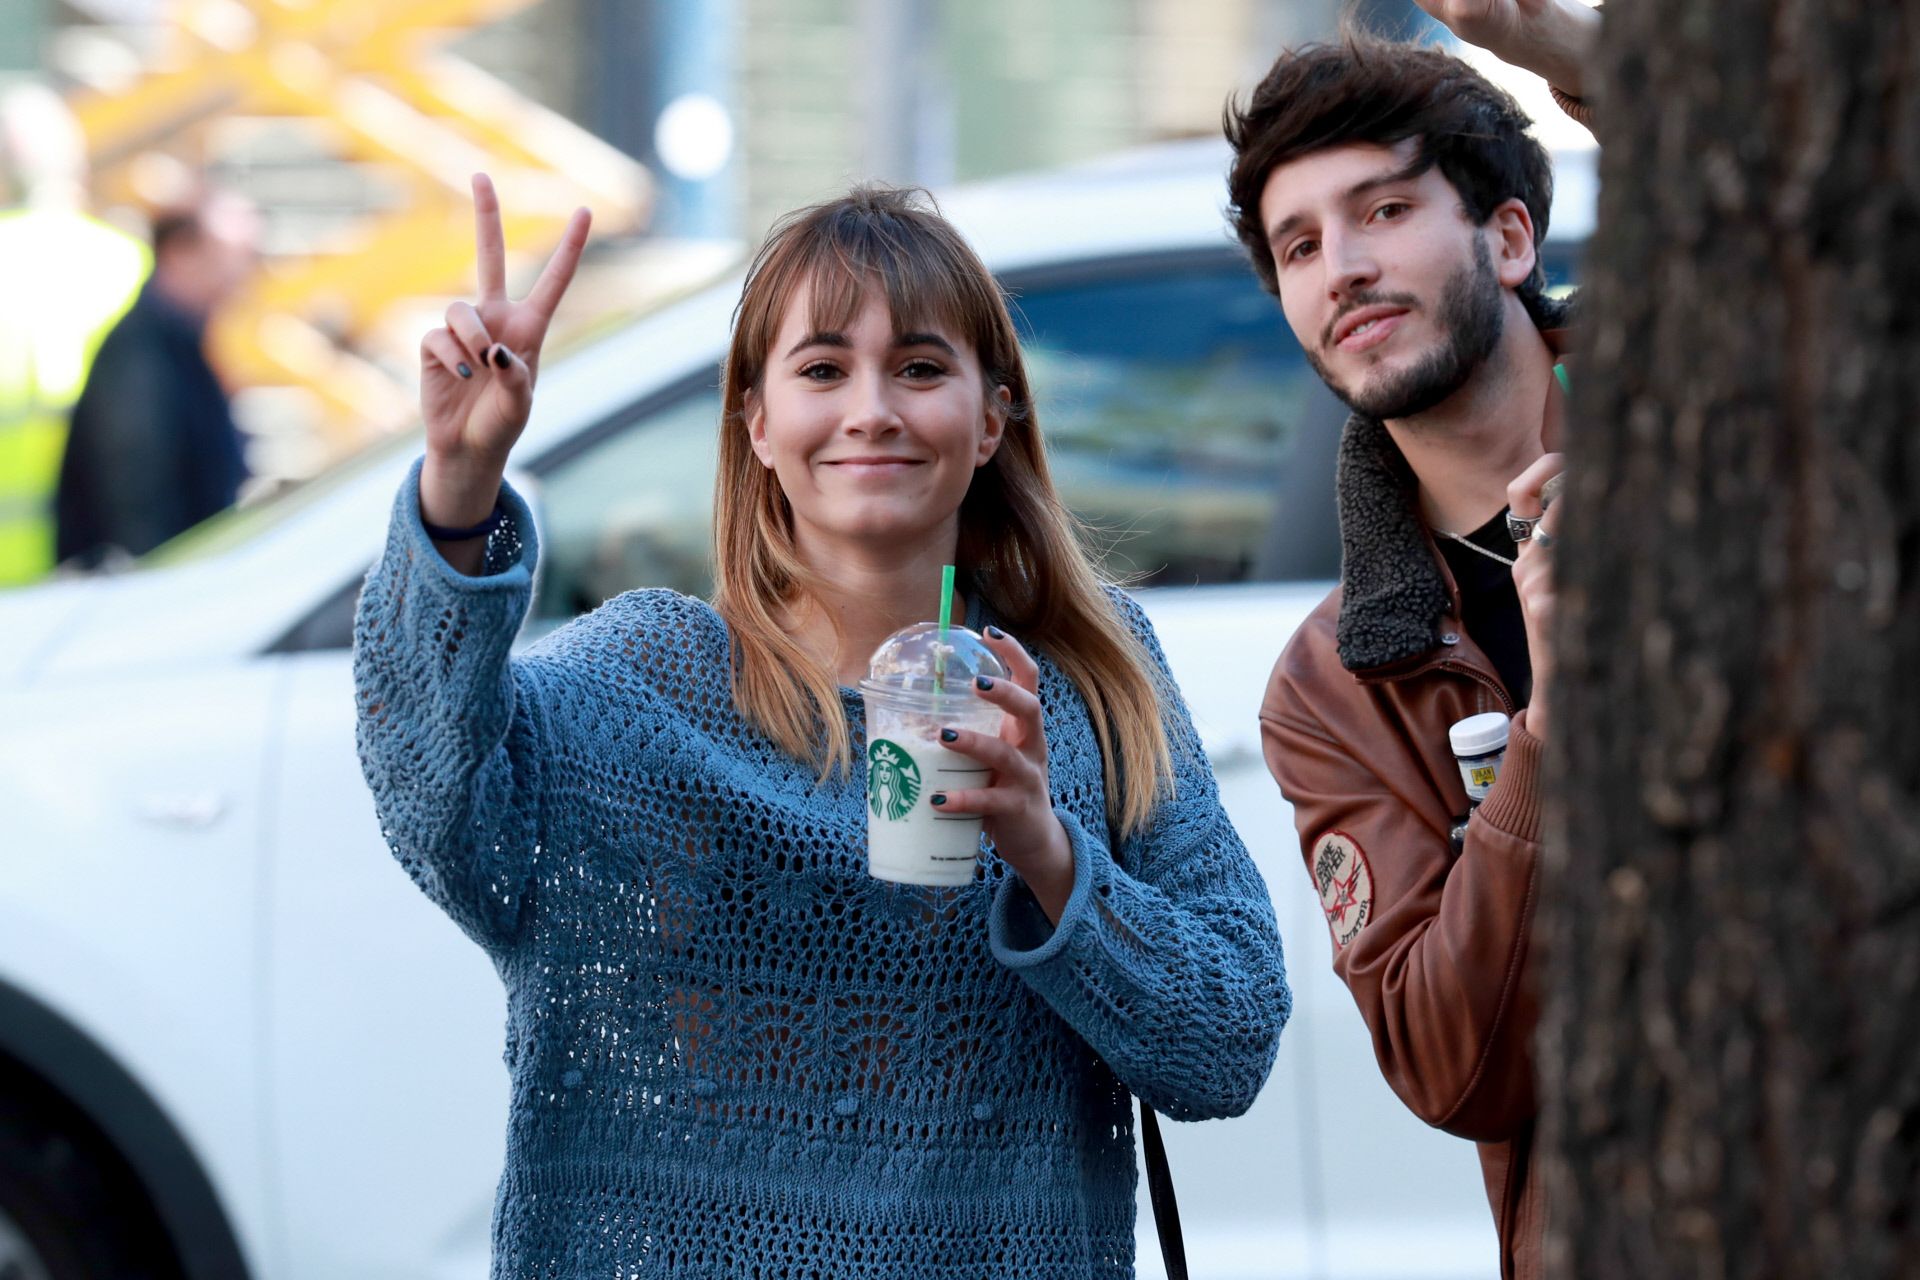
[{"xmin": 748, "ymin": 280, "xmax": 1007, "ymax": 561}]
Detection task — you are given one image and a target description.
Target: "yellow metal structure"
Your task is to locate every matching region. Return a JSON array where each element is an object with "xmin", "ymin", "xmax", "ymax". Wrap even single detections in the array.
[{"xmin": 70, "ymin": 0, "xmax": 652, "ymax": 453}]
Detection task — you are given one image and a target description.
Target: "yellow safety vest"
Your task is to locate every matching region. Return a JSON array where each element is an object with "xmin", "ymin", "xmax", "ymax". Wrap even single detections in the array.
[{"xmin": 0, "ymin": 209, "xmax": 149, "ymax": 587}]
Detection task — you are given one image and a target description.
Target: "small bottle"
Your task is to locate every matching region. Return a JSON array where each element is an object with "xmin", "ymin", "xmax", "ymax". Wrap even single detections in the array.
[{"xmin": 1447, "ymin": 712, "xmax": 1510, "ymax": 853}]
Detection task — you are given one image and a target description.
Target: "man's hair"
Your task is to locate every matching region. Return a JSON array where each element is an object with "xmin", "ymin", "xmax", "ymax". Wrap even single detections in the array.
[
  {"xmin": 150, "ymin": 208, "xmax": 203, "ymax": 258},
  {"xmin": 1224, "ymin": 33, "xmax": 1558, "ymax": 324}
]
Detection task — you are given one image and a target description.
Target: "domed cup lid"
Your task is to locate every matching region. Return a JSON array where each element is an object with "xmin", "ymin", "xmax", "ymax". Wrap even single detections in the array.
[{"xmin": 861, "ymin": 621, "xmax": 1007, "ymax": 697}]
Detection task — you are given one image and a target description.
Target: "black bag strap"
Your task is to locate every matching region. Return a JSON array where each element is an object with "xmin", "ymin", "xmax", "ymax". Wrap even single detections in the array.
[{"xmin": 1139, "ymin": 1101, "xmax": 1188, "ymax": 1280}]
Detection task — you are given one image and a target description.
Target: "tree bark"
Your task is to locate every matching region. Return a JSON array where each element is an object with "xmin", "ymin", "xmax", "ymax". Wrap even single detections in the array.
[{"xmin": 1543, "ymin": 2, "xmax": 1920, "ymax": 1276}]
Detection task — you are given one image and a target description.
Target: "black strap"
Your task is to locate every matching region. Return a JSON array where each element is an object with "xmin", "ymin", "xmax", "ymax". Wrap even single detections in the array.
[
  {"xmin": 421, "ymin": 498, "xmax": 506, "ymax": 543},
  {"xmin": 1140, "ymin": 1102, "xmax": 1187, "ymax": 1280}
]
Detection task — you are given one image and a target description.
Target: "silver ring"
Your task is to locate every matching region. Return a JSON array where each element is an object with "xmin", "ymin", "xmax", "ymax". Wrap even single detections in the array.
[
  {"xmin": 1506, "ymin": 511, "xmax": 1542, "ymax": 543},
  {"xmin": 1532, "ymin": 529, "xmax": 1556, "ymax": 551}
]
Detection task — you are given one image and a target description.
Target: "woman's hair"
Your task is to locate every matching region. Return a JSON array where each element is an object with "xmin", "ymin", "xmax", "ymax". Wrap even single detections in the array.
[{"xmin": 712, "ymin": 185, "xmax": 1174, "ymax": 837}]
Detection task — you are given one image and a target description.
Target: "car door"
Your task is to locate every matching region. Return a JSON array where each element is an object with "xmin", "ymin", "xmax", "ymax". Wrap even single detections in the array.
[
  {"xmin": 0, "ymin": 658, "xmax": 283, "ymax": 1276},
  {"xmin": 256, "ymin": 344, "xmax": 729, "ymax": 1279},
  {"xmin": 1007, "ymin": 250, "xmax": 1494, "ymax": 1279},
  {"xmin": 265, "ymin": 613, "xmax": 513, "ymax": 1280},
  {"xmin": 1005, "ymin": 250, "xmax": 1327, "ymax": 1274}
]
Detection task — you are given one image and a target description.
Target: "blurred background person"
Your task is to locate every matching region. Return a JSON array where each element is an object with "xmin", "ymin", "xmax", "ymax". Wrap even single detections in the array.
[
  {"xmin": 53, "ymin": 189, "xmax": 261, "ymax": 568},
  {"xmin": 0, "ymin": 80, "xmax": 147, "ymax": 586}
]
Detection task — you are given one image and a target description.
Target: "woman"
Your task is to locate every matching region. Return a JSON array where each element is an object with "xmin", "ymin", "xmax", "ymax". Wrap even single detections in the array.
[{"xmin": 355, "ymin": 174, "xmax": 1289, "ymax": 1277}]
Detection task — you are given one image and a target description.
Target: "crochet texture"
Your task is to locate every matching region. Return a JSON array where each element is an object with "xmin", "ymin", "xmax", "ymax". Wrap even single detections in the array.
[{"xmin": 354, "ymin": 461, "xmax": 1291, "ymax": 1278}]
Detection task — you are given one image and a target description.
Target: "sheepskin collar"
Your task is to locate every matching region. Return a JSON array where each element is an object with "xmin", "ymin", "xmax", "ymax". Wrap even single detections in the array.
[
  {"xmin": 1331, "ymin": 315, "xmax": 1575, "ymax": 674},
  {"xmin": 1332, "ymin": 411, "xmax": 1456, "ymax": 673}
]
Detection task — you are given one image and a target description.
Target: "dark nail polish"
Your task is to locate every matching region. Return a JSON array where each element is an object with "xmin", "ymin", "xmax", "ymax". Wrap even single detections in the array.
[
  {"xmin": 456, "ymin": 362, "xmax": 472, "ymax": 379},
  {"xmin": 975, "ymin": 676, "xmax": 994, "ymax": 691},
  {"xmin": 490, "ymin": 345, "xmax": 510, "ymax": 369},
  {"xmin": 985, "ymin": 625, "xmax": 1004, "ymax": 639},
  {"xmin": 931, "ymin": 794, "xmax": 947, "ymax": 807},
  {"xmin": 940, "ymin": 728, "xmax": 958, "ymax": 743}
]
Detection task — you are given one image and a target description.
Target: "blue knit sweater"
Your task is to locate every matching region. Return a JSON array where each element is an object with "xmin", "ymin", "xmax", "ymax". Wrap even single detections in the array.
[{"xmin": 353, "ymin": 462, "xmax": 1291, "ymax": 1278}]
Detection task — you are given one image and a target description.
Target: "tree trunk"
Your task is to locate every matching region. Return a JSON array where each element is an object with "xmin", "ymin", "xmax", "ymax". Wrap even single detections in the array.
[{"xmin": 1543, "ymin": 2, "xmax": 1920, "ymax": 1277}]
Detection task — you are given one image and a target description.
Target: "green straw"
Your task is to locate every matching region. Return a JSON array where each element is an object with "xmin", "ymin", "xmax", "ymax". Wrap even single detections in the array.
[{"xmin": 935, "ymin": 564, "xmax": 956, "ymax": 695}]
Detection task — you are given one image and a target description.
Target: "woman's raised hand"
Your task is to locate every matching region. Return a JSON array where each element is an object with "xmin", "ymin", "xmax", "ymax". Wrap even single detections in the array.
[{"xmin": 419, "ymin": 174, "xmax": 591, "ymax": 530}]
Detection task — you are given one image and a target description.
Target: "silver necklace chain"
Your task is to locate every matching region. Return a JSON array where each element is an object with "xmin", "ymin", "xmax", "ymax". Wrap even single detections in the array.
[{"xmin": 1433, "ymin": 527, "xmax": 1516, "ymax": 568}]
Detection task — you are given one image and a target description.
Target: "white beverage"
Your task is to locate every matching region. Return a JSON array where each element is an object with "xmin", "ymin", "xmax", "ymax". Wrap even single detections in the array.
[
  {"xmin": 860, "ymin": 621, "xmax": 1009, "ymax": 887},
  {"xmin": 865, "ymin": 703, "xmax": 1004, "ymax": 886}
]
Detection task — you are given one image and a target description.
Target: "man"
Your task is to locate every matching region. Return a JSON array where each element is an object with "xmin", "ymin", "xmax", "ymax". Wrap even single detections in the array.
[
  {"xmin": 55, "ymin": 190, "xmax": 260, "ymax": 567},
  {"xmin": 1229, "ymin": 2, "xmax": 1596, "ymax": 1276}
]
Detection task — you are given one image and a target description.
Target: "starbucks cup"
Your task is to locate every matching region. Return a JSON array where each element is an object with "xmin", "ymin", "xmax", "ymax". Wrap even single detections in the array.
[{"xmin": 859, "ymin": 622, "xmax": 1008, "ymax": 886}]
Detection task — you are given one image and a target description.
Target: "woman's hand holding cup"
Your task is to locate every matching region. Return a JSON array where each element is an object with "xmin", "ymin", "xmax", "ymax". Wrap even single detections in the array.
[
  {"xmin": 419, "ymin": 173, "xmax": 591, "ymax": 569},
  {"xmin": 930, "ymin": 626, "xmax": 1077, "ymax": 923}
]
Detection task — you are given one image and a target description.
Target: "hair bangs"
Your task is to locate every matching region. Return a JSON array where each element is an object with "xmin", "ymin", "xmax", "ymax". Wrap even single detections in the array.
[{"xmin": 793, "ymin": 206, "xmax": 991, "ymax": 360}]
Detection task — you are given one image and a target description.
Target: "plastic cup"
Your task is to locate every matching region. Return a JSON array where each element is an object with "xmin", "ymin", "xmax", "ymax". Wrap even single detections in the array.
[{"xmin": 859, "ymin": 622, "xmax": 1008, "ymax": 886}]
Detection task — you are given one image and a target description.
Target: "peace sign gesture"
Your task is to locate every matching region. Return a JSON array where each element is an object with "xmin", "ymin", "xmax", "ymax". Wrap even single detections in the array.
[{"xmin": 419, "ymin": 174, "xmax": 591, "ymax": 533}]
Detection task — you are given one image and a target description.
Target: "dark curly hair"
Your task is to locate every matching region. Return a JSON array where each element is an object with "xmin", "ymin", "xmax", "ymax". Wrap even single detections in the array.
[{"xmin": 1224, "ymin": 33, "xmax": 1560, "ymax": 327}]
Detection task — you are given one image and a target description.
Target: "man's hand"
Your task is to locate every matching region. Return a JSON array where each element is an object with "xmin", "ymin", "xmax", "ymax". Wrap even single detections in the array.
[
  {"xmin": 1508, "ymin": 452, "xmax": 1564, "ymax": 738},
  {"xmin": 1411, "ymin": 0, "xmax": 1600, "ymax": 99},
  {"xmin": 1413, "ymin": 0, "xmax": 1556, "ymax": 54}
]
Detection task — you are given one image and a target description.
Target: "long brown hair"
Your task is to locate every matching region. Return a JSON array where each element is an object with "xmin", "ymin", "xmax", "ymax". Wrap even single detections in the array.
[{"xmin": 712, "ymin": 185, "xmax": 1174, "ymax": 837}]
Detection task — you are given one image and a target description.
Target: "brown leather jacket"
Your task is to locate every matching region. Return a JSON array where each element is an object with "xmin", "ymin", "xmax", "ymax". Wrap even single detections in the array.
[{"xmin": 1259, "ymin": 397, "xmax": 1555, "ymax": 1279}]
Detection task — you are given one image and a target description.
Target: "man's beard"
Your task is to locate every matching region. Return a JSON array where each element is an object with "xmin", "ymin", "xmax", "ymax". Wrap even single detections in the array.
[{"xmin": 1308, "ymin": 235, "xmax": 1506, "ymax": 421}]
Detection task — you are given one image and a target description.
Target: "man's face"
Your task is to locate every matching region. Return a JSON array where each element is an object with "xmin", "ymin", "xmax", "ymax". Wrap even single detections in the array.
[
  {"xmin": 197, "ymin": 194, "xmax": 263, "ymax": 307},
  {"xmin": 159, "ymin": 195, "xmax": 263, "ymax": 316},
  {"xmin": 1259, "ymin": 139, "xmax": 1519, "ymax": 420}
]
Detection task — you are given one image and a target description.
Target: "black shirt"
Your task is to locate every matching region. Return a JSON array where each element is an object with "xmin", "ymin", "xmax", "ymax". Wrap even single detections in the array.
[{"xmin": 1434, "ymin": 509, "xmax": 1532, "ymax": 708}]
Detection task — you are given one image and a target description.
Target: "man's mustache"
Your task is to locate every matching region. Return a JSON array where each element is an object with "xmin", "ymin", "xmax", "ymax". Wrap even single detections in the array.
[{"xmin": 1321, "ymin": 292, "xmax": 1422, "ymax": 350}]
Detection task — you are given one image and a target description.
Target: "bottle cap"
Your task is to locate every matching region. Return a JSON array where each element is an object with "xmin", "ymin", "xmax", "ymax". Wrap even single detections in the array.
[
  {"xmin": 862, "ymin": 622, "xmax": 1007, "ymax": 696},
  {"xmin": 1448, "ymin": 711, "xmax": 1511, "ymax": 758}
]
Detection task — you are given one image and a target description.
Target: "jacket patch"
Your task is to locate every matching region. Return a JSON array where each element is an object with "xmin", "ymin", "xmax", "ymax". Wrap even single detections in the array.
[{"xmin": 1313, "ymin": 830, "xmax": 1373, "ymax": 950}]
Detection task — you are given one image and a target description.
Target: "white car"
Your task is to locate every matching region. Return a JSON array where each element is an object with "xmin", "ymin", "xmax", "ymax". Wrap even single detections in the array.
[{"xmin": 0, "ymin": 139, "xmax": 1593, "ymax": 1280}]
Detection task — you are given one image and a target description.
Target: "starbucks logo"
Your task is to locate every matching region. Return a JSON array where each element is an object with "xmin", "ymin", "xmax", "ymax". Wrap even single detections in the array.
[{"xmin": 867, "ymin": 738, "xmax": 922, "ymax": 822}]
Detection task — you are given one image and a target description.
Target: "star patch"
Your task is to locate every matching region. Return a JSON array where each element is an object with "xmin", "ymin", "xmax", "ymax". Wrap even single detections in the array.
[{"xmin": 1312, "ymin": 830, "xmax": 1374, "ymax": 951}]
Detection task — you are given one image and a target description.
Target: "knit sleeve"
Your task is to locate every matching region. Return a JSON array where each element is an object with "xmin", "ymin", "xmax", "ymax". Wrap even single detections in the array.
[
  {"xmin": 987, "ymin": 592, "xmax": 1291, "ymax": 1121},
  {"xmin": 352, "ymin": 457, "xmax": 548, "ymax": 953}
]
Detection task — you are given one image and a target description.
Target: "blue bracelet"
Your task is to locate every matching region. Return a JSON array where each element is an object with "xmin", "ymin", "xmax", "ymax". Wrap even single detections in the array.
[{"xmin": 422, "ymin": 500, "xmax": 506, "ymax": 542}]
